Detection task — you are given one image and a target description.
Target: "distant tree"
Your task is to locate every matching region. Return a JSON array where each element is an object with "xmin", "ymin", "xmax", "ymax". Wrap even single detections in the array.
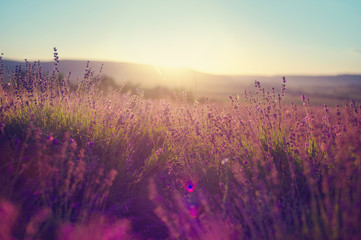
[
  {"xmin": 97, "ymin": 75, "xmax": 119, "ymax": 93},
  {"xmin": 121, "ymin": 81, "xmax": 141, "ymax": 95}
]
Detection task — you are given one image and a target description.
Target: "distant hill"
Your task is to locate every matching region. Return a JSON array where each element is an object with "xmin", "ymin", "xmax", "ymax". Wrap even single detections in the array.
[{"xmin": 3, "ymin": 59, "xmax": 361, "ymax": 105}]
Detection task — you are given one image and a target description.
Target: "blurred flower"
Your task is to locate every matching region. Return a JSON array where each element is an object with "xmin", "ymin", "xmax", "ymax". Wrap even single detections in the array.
[
  {"xmin": 0, "ymin": 200, "xmax": 18, "ymax": 240},
  {"xmin": 26, "ymin": 207, "xmax": 52, "ymax": 237},
  {"xmin": 188, "ymin": 205, "xmax": 198, "ymax": 218},
  {"xmin": 87, "ymin": 141, "xmax": 94, "ymax": 149},
  {"xmin": 52, "ymin": 139, "xmax": 59, "ymax": 145},
  {"xmin": 185, "ymin": 180, "xmax": 195, "ymax": 193},
  {"xmin": 221, "ymin": 158, "xmax": 229, "ymax": 165},
  {"xmin": 46, "ymin": 135, "xmax": 54, "ymax": 141},
  {"xmin": 14, "ymin": 138, "xmax": 21, "ymax": 145}
]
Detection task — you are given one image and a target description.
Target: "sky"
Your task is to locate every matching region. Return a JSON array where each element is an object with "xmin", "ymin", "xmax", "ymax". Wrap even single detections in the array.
[{"xmin": 1, "ymin": 0, "xmax": 361, "ymax": 75}]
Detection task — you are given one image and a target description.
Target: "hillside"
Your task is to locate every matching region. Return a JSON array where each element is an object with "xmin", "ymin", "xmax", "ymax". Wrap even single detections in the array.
[{"xmin": 3, "ymin": 60, "xmax": 361, "ymax": 104}]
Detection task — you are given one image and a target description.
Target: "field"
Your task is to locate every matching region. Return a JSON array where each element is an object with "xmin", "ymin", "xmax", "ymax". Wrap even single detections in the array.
[{"xmin": 1, "ymin": 52, "xmax": 361, "ymax": 239}]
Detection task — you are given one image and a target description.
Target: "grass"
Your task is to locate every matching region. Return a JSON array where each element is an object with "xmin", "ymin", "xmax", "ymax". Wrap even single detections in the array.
[{"xmin": 0, "ymin": 51, "xmax": 360, "ymax": 239}]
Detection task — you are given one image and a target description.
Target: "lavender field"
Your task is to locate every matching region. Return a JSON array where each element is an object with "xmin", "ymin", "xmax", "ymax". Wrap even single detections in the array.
[{"xmin": 0, "ymin": 51, "xmax": 361, "ymax": 240}]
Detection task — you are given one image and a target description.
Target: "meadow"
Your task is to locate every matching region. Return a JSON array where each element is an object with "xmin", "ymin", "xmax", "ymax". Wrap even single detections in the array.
[{"xmin": 0, "ymin": 50, "xmax": 360, "ymax": 239}]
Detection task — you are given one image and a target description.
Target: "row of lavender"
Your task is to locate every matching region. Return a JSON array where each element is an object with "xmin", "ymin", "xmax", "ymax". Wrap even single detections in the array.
[{"xmin": 0, "ymin": 52, "xmax": 360, "ymax": 239}]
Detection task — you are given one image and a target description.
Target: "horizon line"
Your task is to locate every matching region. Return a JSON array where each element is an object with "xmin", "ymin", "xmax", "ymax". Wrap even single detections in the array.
[{"xmin": 3, "ymin": 57, "xmax": 361, "ymax": 77}]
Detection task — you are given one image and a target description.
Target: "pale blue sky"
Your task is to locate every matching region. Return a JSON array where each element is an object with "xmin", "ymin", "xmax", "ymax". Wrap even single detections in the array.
[{"xmin": 1, "ymin": 0, "xmax": 361, "ymax": 75}]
